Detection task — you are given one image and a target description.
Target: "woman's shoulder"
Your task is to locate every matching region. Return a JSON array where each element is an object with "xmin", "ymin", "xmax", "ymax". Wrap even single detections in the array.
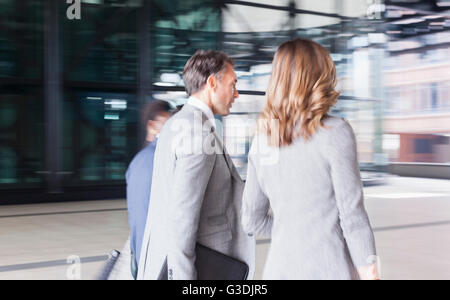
[
  {"xmin": 321, "ymin": 115, "xmax": 353, "ymax": 134},
  {"xmin": 322, "ymin": 115, "xmax": 346, "ymax": 127},
  {"xmin": 319, "ymin": 115, "xmax": 357, "ymax": 152},
  {"xmin": 249, "ymin": 132, "xmax": 269, "ymax": 151}
]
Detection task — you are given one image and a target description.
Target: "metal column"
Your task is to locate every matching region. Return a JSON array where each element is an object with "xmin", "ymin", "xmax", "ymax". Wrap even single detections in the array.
[
  {"xmin": 44, "ymin": 0, "xmax": 63, "ymax": 193},
  {"xmin": 137, "ymin": 0, "xmax": 153, "ymax": 147}
]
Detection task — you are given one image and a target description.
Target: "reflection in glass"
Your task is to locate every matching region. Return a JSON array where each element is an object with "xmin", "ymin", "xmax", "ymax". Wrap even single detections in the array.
[
  {"xmin": 62, "ymin": 91, "xmax": 138, "ymax": 186},
  {"xmin": 2, "ymin": 0, "xmax": 450, "ymax": 197}
]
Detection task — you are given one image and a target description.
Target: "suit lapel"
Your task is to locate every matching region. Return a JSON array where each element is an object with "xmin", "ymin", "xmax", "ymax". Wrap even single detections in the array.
[
  {"xmin": 211, "ymin": 126, "xmax": 243, "ymax": 183},
  {"xmin": 186, "ymin": 104, "xmax": 242, "ymax": 182}
]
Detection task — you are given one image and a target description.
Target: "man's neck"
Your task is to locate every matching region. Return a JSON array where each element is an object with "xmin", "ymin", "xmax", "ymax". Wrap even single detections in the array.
[{"xmin": 191, "ymin": 92, "xmax": 215, "ymax": 115}]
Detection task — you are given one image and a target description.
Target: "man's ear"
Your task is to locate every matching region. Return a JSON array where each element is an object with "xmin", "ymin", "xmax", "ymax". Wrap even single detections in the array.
[
  {"xmin": 147, "ymin": 120, "xmax": 159, "ymax": 136},
  {"xmin": 206, "ymin": 75, "xmax": 217, "ymax": 91},
  {"xmin": 147, "ymin": 120, "xmax": 155, "ymax": 133}
]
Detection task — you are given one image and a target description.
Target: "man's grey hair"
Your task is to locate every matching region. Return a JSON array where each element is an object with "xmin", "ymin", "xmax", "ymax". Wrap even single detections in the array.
[{"xmin": 183, "ymin": 50, "xmax": 234, "ymax": 96}]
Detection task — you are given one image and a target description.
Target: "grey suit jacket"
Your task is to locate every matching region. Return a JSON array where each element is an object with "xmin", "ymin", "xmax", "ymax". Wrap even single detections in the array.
[
  {"xmin": 242, "ymin": 116, "xmax": 377, "ymax": 280},
  {"xmin": 137, "ymin": 104, "xmax": 255, "ymax": 280}
]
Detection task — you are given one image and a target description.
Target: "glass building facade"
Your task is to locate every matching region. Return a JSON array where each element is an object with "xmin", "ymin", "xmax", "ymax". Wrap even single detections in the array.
[{"xmin": 1, "ymin": 0, "xmax": 449, "ymax": 203}]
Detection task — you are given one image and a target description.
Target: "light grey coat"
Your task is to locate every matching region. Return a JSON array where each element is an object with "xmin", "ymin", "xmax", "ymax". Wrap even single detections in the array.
[
  {"xmin": 137, "ymin": 104, "xmax": 255, "ymax": 280},
  {"xmin": 242, "ymin": 116, "xmax": 376, "ymax": 280}
]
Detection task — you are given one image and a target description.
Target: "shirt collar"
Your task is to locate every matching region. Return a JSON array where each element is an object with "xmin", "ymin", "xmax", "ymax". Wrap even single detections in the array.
[{"xmin": 187, "ymin": 96, "xmax": 216, "ymax": 128}]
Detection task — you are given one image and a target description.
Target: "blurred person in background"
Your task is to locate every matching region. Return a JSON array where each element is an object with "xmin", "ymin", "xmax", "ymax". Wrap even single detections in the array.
[
  {"xmin": 241, "ymin": 39, "xmax": 379, "ymax": 280},
  {"xmin": 126, "ymin": 100, "xmax": 172, "ymax": 279},
  {"xmin": 137, "ymin": 50, "xmax": 255, "ymax": 280}
]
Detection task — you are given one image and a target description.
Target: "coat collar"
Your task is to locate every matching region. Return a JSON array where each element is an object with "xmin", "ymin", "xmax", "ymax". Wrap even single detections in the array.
[{"xmin": 182, "ymin": 104, "xmax": 242, "ymax": 182}]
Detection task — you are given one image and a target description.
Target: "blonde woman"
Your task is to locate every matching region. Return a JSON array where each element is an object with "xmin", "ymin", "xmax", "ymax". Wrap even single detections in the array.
[{"xmin": 242, "ymin": 39, "xmax": 379, "ymax": 280}]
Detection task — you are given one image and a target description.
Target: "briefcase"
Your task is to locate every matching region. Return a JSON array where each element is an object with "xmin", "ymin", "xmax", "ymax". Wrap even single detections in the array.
[{"xmin": 158, "ymin": 243, "xmax": 249, "ymax": 280}]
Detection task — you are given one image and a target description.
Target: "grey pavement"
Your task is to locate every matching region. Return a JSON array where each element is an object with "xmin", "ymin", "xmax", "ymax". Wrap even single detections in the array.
[{"xmin": 1, "ymin": 176, "xmax": 450, "ymax": 280}]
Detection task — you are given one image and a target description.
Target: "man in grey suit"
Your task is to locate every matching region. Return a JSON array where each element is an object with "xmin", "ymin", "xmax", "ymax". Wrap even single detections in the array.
[{"xmin": 137, "ymin": 50, "xmax": 255, "ymax": 280}]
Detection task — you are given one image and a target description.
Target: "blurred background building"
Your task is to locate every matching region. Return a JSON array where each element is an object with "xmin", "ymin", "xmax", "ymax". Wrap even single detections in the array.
[{"xmin": 1, "ymin": 0, "xmax": 449, "ymax": 204}]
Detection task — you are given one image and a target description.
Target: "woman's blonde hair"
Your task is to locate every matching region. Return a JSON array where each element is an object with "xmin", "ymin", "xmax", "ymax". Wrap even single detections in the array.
[{"xmin": 259, "ymin": 39, "xmax": 340, "ymax": 147}]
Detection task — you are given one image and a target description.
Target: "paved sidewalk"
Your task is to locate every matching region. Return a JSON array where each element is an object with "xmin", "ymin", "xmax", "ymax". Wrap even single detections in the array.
[{"xmin": 1, "ymin": 176, "xmax": 450, "ymax": 280}]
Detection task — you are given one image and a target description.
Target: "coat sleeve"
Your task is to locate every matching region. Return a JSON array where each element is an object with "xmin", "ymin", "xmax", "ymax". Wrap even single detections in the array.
[
  {"xmin": 167, "ymin": 128, "xmax": 216, "ymax": 280},
  {"xmin": 241, "ymin": 141, "xmax": 273, "ymax": 239},
  {"xmin": 328, "ymin": 120, "xmax": 377, "ymax": 268}
]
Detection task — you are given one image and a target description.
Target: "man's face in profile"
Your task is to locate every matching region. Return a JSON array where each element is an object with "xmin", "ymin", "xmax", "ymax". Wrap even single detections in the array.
[
  {"xmin": 146, "ymin": 112, "xmax": 170, "ymax": 142},
  {"xmin": 211, "ymin": 63, "xmax": 239, "ymax": 116}
]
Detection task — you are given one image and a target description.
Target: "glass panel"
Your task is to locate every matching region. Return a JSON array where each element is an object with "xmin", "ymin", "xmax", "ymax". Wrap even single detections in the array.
[
  {"xmin": 0, "ymin": 0, "xmax": 45, "ymax": 192},
  {"xmin": 221, "ymin": 1, "xmax": 383, "ymax": 169},
  {"xmin": 3, "ymin": 0, "xmax": 449, "ymax": 199},
  {"xmin": 224, "ymin": 94, "xmax": 265, "ymax": 179},
  {"xmin": 151, "ymin": 0, "xmax": 221, "ymax": 86},
  {"xmin": 153, "ymin": 91, "xmax": 188, "ymax": 107},
  {"xmin": 63, "ymin": 1, "xmax": 139, "ymax": 83},
  {"xmin": 0, "ymin": 0, "xmax": 44, "ymax": 79},
  {"xmin": 62, "ymin": 89, "xmax": 138, "ymax": 186},
  {"xmin": 0, "ymin": 88, "xmax": 45, "ymax": 189}
]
